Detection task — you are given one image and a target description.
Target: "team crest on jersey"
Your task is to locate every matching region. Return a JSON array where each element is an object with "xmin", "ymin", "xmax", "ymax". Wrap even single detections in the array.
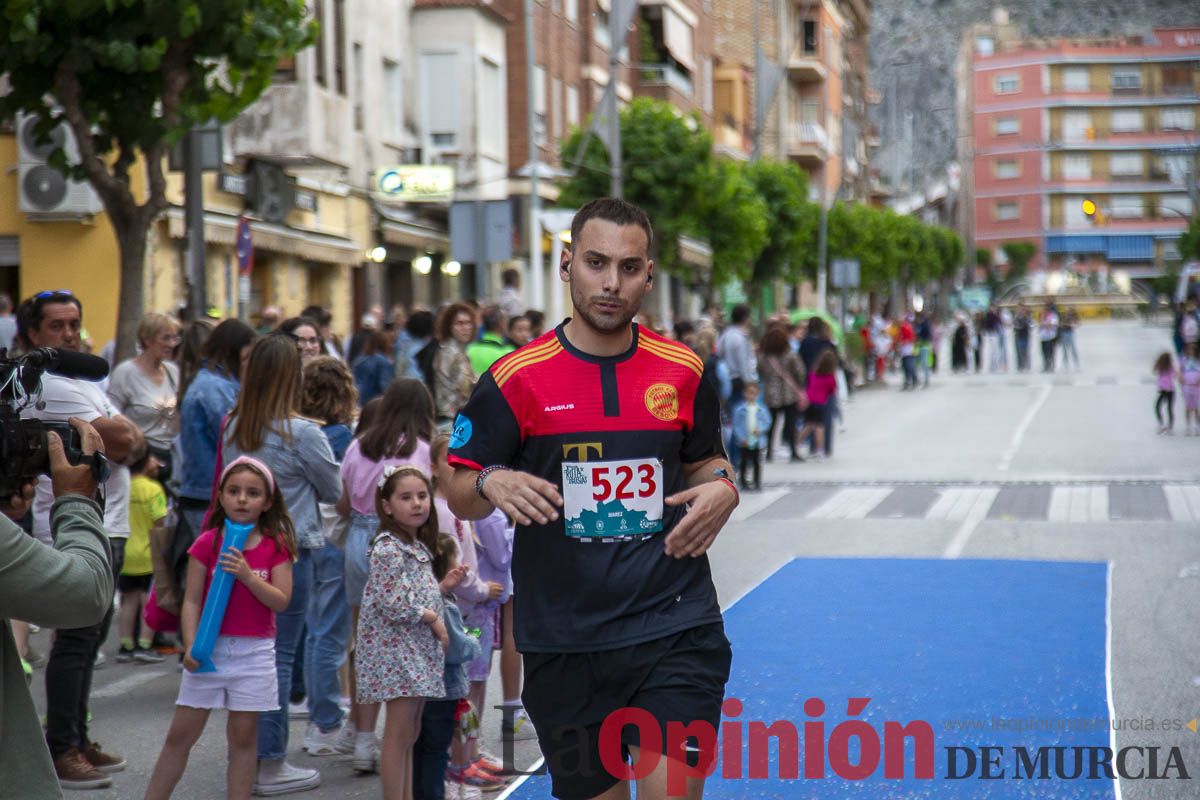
[{"xmin": 643, "ymin": 383, "xmax": 679, "ymax": 421}]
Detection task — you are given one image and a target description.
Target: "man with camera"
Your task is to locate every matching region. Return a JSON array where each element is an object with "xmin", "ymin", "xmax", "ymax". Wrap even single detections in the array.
[
  {"xmin": 1, "ymin": 417, "xmax": 114, "ymax": 797},
  {"xmin": 17, "ymin": 290, "xmax": 144, "ymax": 789}
]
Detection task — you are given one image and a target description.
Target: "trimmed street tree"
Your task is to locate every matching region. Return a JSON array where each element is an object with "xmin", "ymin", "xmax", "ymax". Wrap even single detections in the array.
[
  {"xmin": 0, "ymin": 0, "xmax": 313, "ymax": 359},
  {"xmin": 692, "ymin": 160, "xmax": 768, "ymax": 300},
  {"xmin": 742, "ymin": 159, "xmax": 815, "ymax": 287},
  {"xmin": 559, "ymin": 98, "xmax": 714, "ymax": 276}
]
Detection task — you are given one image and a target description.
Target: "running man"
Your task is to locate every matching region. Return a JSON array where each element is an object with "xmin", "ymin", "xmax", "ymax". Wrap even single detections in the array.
[{"xmin": 445, "ymin": 197, "xmax": 739, "ymax": 800}]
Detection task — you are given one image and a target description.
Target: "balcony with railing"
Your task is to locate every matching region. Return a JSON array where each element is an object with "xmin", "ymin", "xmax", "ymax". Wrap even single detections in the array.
[
  {"xmin": 787, "ymin": 122, "xmax": 829, "ymax": 163},
  {"xmin": 787, "ymin": 46, "xmax": 827, "ymax": 83},
  {"xmin": 228, "ymin": 82, "xmax": 353, "ymax": 169},
  {"xmin": 639, "ymin": 63, "xmax": 694, "ymax": 105}
]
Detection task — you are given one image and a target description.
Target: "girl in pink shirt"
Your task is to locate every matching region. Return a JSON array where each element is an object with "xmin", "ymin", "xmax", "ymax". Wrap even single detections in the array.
[
  {"xmin": 1154, "ymin": 351, "xmax": 1176, "ymax": 434},
  {"xmin": 797, "ymin": 351, "xmax": 839, "ymax": 461},
  {"xmin": 145, "ymin": 457, "xmax": 296, "ymax": 800}
]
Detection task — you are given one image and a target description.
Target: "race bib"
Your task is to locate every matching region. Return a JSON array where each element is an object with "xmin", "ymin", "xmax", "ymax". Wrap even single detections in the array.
[{"xmin": 562, "ymin": 458, "xmax": 664, "ymax": 540}]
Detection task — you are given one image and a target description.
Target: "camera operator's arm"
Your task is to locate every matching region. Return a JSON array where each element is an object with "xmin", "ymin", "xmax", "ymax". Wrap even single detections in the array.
[
  {"xmin": 0, "ymin": 419, "xmax": 111, "ymax": 628},
  {"xmin": 90, "ymin": 414, "xmax": 143, "ymax": 465}
]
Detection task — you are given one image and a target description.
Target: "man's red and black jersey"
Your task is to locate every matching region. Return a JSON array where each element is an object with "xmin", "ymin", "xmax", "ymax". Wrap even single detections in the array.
[{"xmin": 448, "ymin": 321, "xmax": 726, "ymax": 653}]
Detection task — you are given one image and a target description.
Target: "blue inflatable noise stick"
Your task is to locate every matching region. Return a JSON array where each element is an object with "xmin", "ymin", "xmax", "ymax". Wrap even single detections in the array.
[{"xmin": 190, "ymin": 520, "xmax": 254, "ymax": 673}]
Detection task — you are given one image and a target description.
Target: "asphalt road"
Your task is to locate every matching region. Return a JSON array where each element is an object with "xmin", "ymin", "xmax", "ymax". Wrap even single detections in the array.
[{"xmin": 27, "ymin": 317, "xmax": 1199, "ymax": 799}]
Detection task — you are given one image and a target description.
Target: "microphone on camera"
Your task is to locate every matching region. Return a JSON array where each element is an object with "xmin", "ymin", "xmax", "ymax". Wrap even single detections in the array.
[{"xmin": 23, "ymin": 348, "xmax": 111, "ymax": 381}]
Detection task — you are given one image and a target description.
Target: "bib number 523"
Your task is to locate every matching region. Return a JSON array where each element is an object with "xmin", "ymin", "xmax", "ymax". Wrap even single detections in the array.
[{"xmin": 591, "ymin": 464, "xmax": 657, "ymax": 502}]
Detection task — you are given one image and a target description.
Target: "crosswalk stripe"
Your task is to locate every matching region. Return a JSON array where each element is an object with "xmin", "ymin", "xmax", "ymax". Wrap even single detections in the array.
[
  {"xmin": 1164, "ymin": 485, "xmax": 1200, "ymax": 522},
  {"xmin": 806, "ymin": 487, "xmax": 894, "ymax": 519},
  {"xmin": 927, "ymin": 487, "xmax": 992, "ymax": 521},
  {"xmin": 1048, "ymin": 486, "xmax": 1110, "ymax": 522}
]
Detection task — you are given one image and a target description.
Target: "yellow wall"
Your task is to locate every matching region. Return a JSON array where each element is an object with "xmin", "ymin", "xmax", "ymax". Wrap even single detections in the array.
[{"xmin": 0, "ymin": 136, "xmax": 125, "ymax": 348}]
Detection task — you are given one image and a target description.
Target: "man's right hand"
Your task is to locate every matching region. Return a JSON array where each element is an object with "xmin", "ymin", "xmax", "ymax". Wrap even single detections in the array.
[
  {"xmin": 480, "ymin": 469, "xmax": 563, "ymax": 526},
  {"xmin": 48, "ymin": 417, "xmax": 105, "ymax": 499}
]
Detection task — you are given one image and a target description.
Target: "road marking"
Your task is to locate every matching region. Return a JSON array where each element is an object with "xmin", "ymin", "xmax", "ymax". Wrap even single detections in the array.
[
  {"xmin": 730, "ymin": 487, "xmax": 788, "ymax": 523},
  {"xmin": 1164, "ymin": 485, "xmax": 1200, "ymax": 522},
  {"xmin": 926, "ymin": 487, "xmax": 993, "ymax": 521},
  {"xmin": 942, "ymin": 487, "xmax": 999, "ymax": 559},
  {"xmin": 1105, "ymin": 562, "xmax": 1123, "ymax": 800},
  {"xmin": 1048, "ymin": 486, "xmax": 1109, "ymax": 523},
  {"xmin": 91, "ymin": 668, "xmax": 172, "ymax": 699},
  {"xmin": 805, "ymin": 487, "xmax": 893, "ymax": 519},
  {"xmin": 998, "ymin": 384, "xmax": 1052, "ymax": 471}
]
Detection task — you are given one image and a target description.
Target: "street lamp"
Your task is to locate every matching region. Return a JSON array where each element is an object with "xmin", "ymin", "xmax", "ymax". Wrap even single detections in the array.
[
  {"xmin": 442, "ymin": 260, "xmax": 462, "ymax": 277},
  {"xmin": 413, "ymin": 255, "xmax": 433, "ymax": 275},
  {"xmin": 368, "ymin": 246, "xmax": 387, "ymax": 263}
]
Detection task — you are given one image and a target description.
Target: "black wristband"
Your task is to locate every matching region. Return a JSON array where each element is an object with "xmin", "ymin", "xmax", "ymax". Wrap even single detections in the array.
[{"xmin": 475, "ymin": 465, "xmax": 511, "ymax": 499}]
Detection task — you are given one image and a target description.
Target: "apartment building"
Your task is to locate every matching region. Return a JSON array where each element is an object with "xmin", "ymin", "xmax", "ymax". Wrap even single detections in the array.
[
  {"xmin": 710, "ymin": 0, "xmax": 871, "ymax": 202},
  {"xmin": 959, "ymin": 18, "xmax": 1200, "ymax": 279}
]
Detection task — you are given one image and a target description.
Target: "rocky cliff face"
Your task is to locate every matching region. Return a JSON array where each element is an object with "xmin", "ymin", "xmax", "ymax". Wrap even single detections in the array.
[{"xmin": 868, "ymin": 0, "xmax": 1198, "ymax": 189}]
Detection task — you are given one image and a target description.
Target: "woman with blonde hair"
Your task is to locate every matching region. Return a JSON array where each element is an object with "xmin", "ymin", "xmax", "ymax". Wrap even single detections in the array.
[
  {"xmin": 223, "ymin": 334, "xmax": 343, "ymax": 795},
  {"xmin": 107, "ymin": 311, "xmax": 182, "ymax": 479}
]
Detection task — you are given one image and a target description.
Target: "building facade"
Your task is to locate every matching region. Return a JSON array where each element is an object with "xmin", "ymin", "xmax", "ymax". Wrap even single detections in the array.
[
  {"xmin": 960, "ymin": 18, "xmax": 1200, "ymax": 281},
  {"xmin": 710, "ymin": 0, "xmax": 872, "ymax": 203}
]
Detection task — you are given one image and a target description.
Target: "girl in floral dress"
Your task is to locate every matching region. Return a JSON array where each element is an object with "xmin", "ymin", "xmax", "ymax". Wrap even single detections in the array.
[{"xmin": 356, "ymin": 465, "xmax": 448, "ymax": 800}]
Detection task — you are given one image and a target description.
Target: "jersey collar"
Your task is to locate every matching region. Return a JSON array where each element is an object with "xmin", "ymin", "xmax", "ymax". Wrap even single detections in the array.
[{"xmin": 555, "ymin": 319, "xmax": 641, "ymax": 365}]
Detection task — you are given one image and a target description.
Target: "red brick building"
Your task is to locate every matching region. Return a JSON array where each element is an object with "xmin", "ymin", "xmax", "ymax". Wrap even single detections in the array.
[{"xmin": 959, "ymin": 17, "xmax": 1200, "ymax": 280}]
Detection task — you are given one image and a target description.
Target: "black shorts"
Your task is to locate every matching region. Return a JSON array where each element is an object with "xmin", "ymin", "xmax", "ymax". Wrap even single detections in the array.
[
  {"xmin": 117, "ymin": 573, "xmax": 152, "ymax": 593},
  {"xmin": 522, "ymin": 622, "xmax": 732, "ymax": 800},
  {"xmin": 803, "ymin": 402, "xmax": 826, "ymax": 425}
]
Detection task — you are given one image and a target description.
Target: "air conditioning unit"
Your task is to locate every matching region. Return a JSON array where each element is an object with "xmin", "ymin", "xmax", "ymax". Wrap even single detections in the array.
[{"xmin": 17, "ymin": 113, "xmax": 103, "ymax": 219}]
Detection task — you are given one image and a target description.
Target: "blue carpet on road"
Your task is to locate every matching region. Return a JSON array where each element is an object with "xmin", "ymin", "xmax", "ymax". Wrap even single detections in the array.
[{"xmin": 503, "ymin": 558, "xmax": 1115, "ymax": 799}]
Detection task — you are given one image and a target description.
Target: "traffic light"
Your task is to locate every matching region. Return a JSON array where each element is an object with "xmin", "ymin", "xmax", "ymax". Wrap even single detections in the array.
[{"xmin": 1082, "ymin": 198, "xmax": 1106, "ymax": 225}]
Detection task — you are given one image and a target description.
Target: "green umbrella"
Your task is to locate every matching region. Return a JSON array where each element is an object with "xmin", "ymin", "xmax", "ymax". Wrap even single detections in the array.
[{"xmin": 788, "ymin": 308, "xmax": 844, "ymax": 346}]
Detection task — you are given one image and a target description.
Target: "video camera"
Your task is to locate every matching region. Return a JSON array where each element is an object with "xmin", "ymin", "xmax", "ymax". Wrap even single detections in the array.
[{"xmin": 0, "ymin": 347, "xmax": 112, "ymax": 497}]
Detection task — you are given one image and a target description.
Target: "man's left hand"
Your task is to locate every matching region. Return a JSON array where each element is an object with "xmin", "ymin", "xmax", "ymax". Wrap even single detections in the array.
[
  {"xmin": 1, "ymin": 479, "xmax": 36, "ymax": 521},
  {"xmin": 663, "ymin": 480, "xmax": 738, "ymax": 559}
]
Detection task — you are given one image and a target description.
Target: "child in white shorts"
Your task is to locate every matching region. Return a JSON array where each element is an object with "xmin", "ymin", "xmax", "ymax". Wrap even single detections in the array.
[{"xmin": 144, "ymin": 457, "xmax": 297, "ymax": 800}]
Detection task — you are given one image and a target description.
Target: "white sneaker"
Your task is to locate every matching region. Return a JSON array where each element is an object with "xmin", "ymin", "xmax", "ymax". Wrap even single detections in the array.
[
  {"xmin": 352, "ymin": 733, "xmax": 379, "ymax": 773},
  {"xmin": 252, "ymin": 759, "xmax": 320, "ymax": 796},
  {"xmin": 287, "ymin": 701, "xmax": 308, "ymax": 719},
  {"xmin": 501, "ymin": 706, "xmax": 538, "ymax": 742},
  {"xmin": 303, "ymin": 721, "xmax": 354, "ymax": 756},
  {"xmin": 334, "ymin": 720, "xmax": 356, "ymax": 753},
  {"xmin": 443, "ymin": 782, "xmax": 462, "ymax": 800}
]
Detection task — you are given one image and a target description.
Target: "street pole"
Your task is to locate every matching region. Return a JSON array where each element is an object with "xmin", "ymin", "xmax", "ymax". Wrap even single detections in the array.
[
  {"xmin": 751, "ymin": 0, "xmax": 761, "ymax": 161},
  {"xmin": 609, "ymin": 0, "xmax": 622, "ymax": 198},
  {"xmin": 817, "ymin": 184, "xmax": 828, "ymax": 311},
  {"xmin": 525, "ymin": 0, "xmax": 544, "ymax": 311},
  {"xmin": 184, "ymin": 129, "xmax": 206, "ymax": 318}
]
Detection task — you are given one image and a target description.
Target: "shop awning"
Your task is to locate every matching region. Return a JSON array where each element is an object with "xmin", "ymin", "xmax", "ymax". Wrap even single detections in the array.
[
  {"xmin": 1106, "ymin": 235, "xmax": 1154, "ymax": 262},
  {"xmin": 1044, "ymin": 235, "xmax": 1106, "ymax": 254}
]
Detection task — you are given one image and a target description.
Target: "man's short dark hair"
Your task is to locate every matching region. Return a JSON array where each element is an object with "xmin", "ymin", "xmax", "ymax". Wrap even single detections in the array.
[
  {"xmin": 480, "ymin": 305, "xmax": 504, "ymax": 333},
  {"xmin": 570, "ymin": 197, "xmax": 654, "ymax": 255},
  {"xmin": 18, "ymin": 290, "xmax": 84, "ymax": 344},
  {"xmin": 730, "ymin": 304, "xmax": 751, "ymax": 325},
  {"xmin": 406, "ymin": 309, "xmax": 435, "ymax": 339},
  {"xmin": 507, "ymin": 313, "xmax": 527, "ymax": 333},
  {"xmin": 301, "ymin": 304, "xmax": 333, "ymax": 327},
  {"xmin": 502, "ymin": 268, "xmax": 520, "ymax": 288}
]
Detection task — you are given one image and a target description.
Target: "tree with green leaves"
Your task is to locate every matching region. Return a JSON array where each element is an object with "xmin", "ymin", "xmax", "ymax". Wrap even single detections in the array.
[
  {"xmin": 741, "ymin": 160, "xmax": 815, "ymax": 287},
  {"xmin": 692, "ymin": 160, "xmax": 768, "ymax": 299},
  {"xmin": 559, "ymin": 98, "xmax": 713, "ymax": 276},
  {"xmin": 1180, "ymin": 215, "xmax": 1200, "ymax": 262},
  {"xmin": 1000, "ymin": 241, "xmax": 1037, "ymax": 284},
  {"xmin": 0, "ymin": 0, "xmax": 314, "ymax": 358}
]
